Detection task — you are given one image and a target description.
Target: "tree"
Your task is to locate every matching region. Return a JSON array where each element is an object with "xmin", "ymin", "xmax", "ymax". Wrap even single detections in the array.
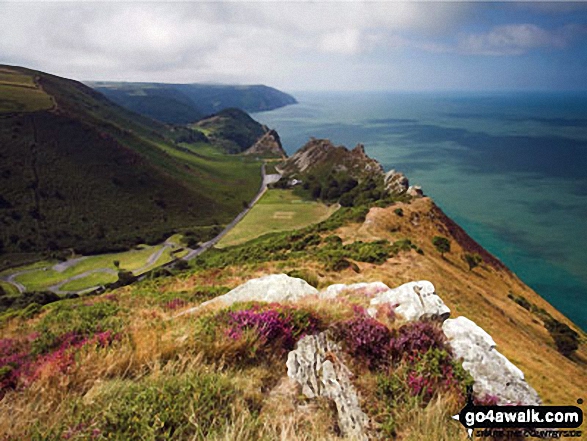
[
  {"xmin": 432, "ymin": 236, "xmax": 450, "ymax": 257},
  {"xmin": 463, "ymin": 253, "xmax": 482, "ymax": 271}
]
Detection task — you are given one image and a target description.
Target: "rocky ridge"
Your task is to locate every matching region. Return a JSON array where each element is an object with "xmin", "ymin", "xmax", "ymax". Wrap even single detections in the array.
[
  {"xmin": 182, "ymin": 273, "xmax": 541, "ymax": 439},
  {"xmin": 280, "ymin": 139, "xmax": 383, "ymax": 179}
]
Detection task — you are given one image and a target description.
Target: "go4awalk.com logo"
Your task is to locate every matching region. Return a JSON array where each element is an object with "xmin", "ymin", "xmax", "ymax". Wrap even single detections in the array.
[{"xmin": 451, "ymin": 387, "xmax": 584, "ymax": 438}]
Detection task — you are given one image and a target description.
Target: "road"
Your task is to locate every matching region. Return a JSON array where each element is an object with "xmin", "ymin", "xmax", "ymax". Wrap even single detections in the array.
[
  {"xmin": 1, "ymin": 163, "xmax": 280, "ymax": 294},
  {"xmin": 182, "ymin": 163, "xmax": 281, "ymax": 260}
]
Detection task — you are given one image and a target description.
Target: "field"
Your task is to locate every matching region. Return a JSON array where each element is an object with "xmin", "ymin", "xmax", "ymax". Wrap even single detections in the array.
[
  {"xmin": 217, "ymin": 189, "xmax": 338, "ymax": 248},
  {"xmin": 0, "ymin": 68, "xmax": 53, "ymax": 113},
  {"xmin": 3, "ymin": 240, "xmax": 182, "ymax": 293}
]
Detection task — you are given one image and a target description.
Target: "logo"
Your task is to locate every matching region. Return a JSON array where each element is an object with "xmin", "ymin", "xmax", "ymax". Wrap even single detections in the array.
[{"xmin": 452, "ymin": 387, "xmax": 583, "ymax": 438}]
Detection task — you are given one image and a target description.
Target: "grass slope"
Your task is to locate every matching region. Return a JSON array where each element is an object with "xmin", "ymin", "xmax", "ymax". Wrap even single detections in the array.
[
  {"xmin": 0, "ymin": 197, "xmax": 584, "ymax": 440},
  {"xmin": 217, "ymin": 189, "xmax": 338, "ymax": 248},
  {"xmin": 193, "ymin": 108, "xmax": 267, "ymax": 154},
  {"xmin": 0, "ymin": 65, "xmax": 262, "ymax": 267}
]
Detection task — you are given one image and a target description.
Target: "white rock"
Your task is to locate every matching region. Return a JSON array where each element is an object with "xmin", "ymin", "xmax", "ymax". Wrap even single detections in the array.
[
  {"xmin": 443, "ymin": 316, "xmax": 541, "ymax": 405},
  {"xmin": 369, "ymin": 280, "xmax": 450, "ymax": 321},
  {"xmin": 287, "ymin": 333, "xmax": 369, "ymax": 440},
  {"xmin": 319, "ymin": 281, "xmax": 390, "ymax": 300},
  {"xmin": 176, "ymin": 274, "xmax": 318, "ymax": 316}
]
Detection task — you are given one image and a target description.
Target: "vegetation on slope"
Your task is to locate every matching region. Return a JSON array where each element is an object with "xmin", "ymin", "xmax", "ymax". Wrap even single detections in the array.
[
  {"xmin": 193, "ymin": 108, "xmax": 268, "ymax": 154},
  {"xmin": 0, "ymin": 195, "xmax": 585, "ymax": 440},
  {"xmin": 0, "ymin": 65, "xmax": 263, "ymax": 269},
  {"xmin": 90, "ymin": 82, "xmax": 297, "ymax": 124}
]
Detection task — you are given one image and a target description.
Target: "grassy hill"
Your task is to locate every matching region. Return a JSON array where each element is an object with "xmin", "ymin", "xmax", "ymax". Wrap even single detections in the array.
[
  {"xmin": 89, "ymin": 82, "xmax": 297, "ymax": 124},
  {"xmin": 0, "ymin": 192, "xmax": 584, "ymax": 440},
  {"xmin": 0, "ymin": 65, "xmax": 263, "ymax": 268},
  {"xmin": 193, "ymin": 108, "xmax": 268, "ymax": 154}
]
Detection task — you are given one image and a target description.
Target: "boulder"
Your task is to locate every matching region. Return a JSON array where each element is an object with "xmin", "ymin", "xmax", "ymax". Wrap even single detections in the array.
[
  {"xmin": 443, "ymin": 316, "xmax": 541, "ymax": 405},
  {"xmin": 368, "ymin": 280, "xmax": 450, "ymax": 321},
  {"xmin": 176, "ymin": 274, "xmax": 318, "ymax": 316},
  {"xmin": 287, "ymin": 332, "xmax": 369, "ymax": 440}
]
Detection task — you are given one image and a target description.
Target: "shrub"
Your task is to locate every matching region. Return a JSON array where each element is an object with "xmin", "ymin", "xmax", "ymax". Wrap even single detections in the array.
[
  {"xmin": 194, "ymin": 303, "xmax": 324, "ymax": 363},
  {"xmin": 286, "ymin": 269, "xmax": 319, "ymax": 288},
  {"xmin": 389, "ymin": 321, "xmax": 448, "ymax": 362},
  {"xmin": 544, "ymin": 318, "xmax": 579, "ymax": 357},
  {"xmin": 507, "ymin": 293, "xmax": 531, "ymax": 311},
  {"xmin": 432, "ymin": 236, "xmax": 450, "ymax": 257},
  {"xmin": 334, "ymin": 307, "xmax": 392, "ymax": 370},
  {"xmin": 463, "ymin": 253, "xmax": 482, "ymax": 271},
  {"xmin": 225, "ymin": 303, "xmax": 322, "ymax": 354}
]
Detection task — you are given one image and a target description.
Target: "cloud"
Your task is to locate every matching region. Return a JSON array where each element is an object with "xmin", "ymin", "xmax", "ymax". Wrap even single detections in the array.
[
  {"xmin": 0, "ymin": 2, "xmax": 585, "ymax": 90},
  {"xmin": 456, "ymin": 23, "xmax": 585, "ymax": 56}
]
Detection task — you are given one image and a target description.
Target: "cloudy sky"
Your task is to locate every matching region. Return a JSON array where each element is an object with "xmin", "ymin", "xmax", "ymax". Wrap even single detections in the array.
[{"xmin": 1, "ymin": 1, "xmax": 586, "ymax": 92}]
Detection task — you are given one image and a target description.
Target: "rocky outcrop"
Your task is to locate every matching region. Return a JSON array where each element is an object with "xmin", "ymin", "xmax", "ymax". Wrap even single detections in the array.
[
  {"xmin": 407, "ymin": 185, "xmax": 424, "ymax": 197},
  {"xmin": 443, "ymin": 317, "xmax": 541, "ymax": 405},
  {"xmin": 368, "ymin": 280, "xmax": 451, "ymax": 322},
  {"xmin": 243, "ymin": 129, "xmax": 287, "ymax": 159},
  {"xmin": 287, "ymin": 332, "xmax": 369, "ymax": 440},
  {"xmin": 384, "ymin": 169, "xmax": 409, "ymax": 195},
  {"xmin": 176, "ymin": 274, "xmax": 317, "ymax": 316},
  {"xmin": 281, "ymin": 138, "xmax": 384, "ymax": 179},
  {"xmin": 176, "ymin": 274, "xmax": 541, "ymax": 408}
]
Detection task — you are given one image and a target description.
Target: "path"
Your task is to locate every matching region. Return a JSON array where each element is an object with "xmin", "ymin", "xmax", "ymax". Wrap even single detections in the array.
[
  {"xmin": 132, "ymin": 240, "xmax": 176, "ymax": 275},
  {"xmin": 48, "ymin": 268, "xmax": 117, "ymax": 295},
  {"xmin": 183, "ymin": 163, "xmax": 281, "ymax": 260}
]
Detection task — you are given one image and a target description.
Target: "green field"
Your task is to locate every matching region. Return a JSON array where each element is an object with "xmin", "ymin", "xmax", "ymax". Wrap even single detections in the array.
[
  {"xmin": 59, "ymin": 272, "xmax": 118, "ymax": 292},
  {"xmin": 0, "ymin": 68, "xmax": 53, "ymax": 113},
  {"xmin": 8, "ymin": 243, "xmax": 179, "ymax": 292},
  {"xmin": 217, "ymin": 189, "xmax": 338, "ymax": 248}
]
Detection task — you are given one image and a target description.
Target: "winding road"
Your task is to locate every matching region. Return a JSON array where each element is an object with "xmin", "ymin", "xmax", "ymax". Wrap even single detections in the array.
[{"xmin": 1, "ymin": 163, "xmax": 280, "ymax": 295}]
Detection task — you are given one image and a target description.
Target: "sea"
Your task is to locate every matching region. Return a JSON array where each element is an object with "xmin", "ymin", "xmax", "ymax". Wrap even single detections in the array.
[{"xmin": 253, "ymin": 91, "xmax": 587, "ymax": 331}]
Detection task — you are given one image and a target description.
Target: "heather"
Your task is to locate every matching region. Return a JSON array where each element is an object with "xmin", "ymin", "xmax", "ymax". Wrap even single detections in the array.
[{"xmin": 193, "ymin": 302, "xmax": 326, "ymax": 364}]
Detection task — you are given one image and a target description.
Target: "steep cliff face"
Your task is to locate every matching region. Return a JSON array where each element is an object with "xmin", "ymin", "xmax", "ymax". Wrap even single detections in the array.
[{"xmin": 280, "ymin": 138, "xmax": 384, "ymax": 180}]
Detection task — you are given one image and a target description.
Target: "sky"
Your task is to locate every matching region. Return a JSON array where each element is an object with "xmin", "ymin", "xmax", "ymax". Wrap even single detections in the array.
[{"xmin": 1, "ymin": 1, "xmax": 586, "ymax": 92}]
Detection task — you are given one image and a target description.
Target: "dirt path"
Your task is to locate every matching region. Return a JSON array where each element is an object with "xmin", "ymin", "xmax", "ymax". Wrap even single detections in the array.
[{"xmin": 1, "ymin": 271, "xmax": 29, "ymax": 294}]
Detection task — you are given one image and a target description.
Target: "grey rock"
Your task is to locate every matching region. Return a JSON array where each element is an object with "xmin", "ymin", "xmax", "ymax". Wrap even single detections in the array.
[
  {"xmin": 320, "ymin": 281, "xmax": 391, "ymax": 300},
  {"xmin": 443, "ymin": 316, "xmax": 541, "ymax": 405},
  {"xmin": 369, "ymin": 280, "xmax": 450, "ymax": 321},
  {"xmin": 384, "ymin": 170, "xmax": 409, "ymax": 195},
  {"xmin": 287, "ymin": 332, "xmax": 369, "ymax": 440},
  {"xmin": 407, "ymin": 185, "xmax": 424, "ymax": 197},
  {"xmin": 176, "ymin": 274, "xmax": 318, "ymax": 316}
]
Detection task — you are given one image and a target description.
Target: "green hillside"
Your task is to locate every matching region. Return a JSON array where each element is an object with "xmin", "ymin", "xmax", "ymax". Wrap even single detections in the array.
[
  {"xmin": 0, "ymin": 65, "xmax": 262, "ymax": 268},
  {"xmin": 193, "ymin": 108, "xmax": 268, "ymax": 153},
  {"xmin": 90, "ymin": 82, "xmax": 297, "ymax": 124}
]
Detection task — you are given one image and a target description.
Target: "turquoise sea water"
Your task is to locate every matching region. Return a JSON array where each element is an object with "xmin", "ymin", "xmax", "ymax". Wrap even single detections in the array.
[{"xmin": 253, "ymin": 92, "xmax": 587, "ymax": 331}]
